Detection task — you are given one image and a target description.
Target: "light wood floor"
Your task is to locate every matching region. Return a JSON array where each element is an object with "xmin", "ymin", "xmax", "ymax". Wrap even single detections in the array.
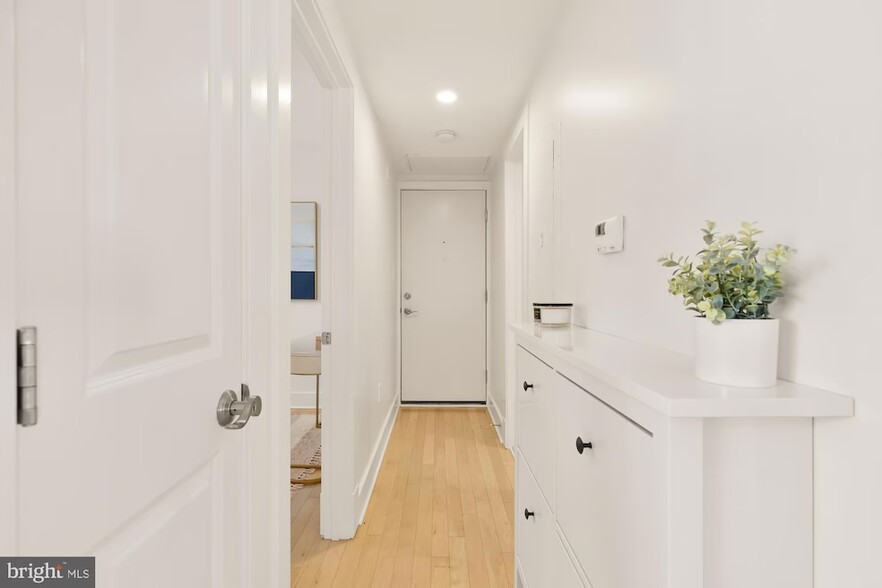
[{"xmin": 291, "ymin": 407, "xmax": 515, "ymax": 587}]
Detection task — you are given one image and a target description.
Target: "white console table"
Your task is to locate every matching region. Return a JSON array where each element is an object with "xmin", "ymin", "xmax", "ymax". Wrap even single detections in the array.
[{"xmin": 511, "ymin": 323, "xmax": 853, "ymax": 588}]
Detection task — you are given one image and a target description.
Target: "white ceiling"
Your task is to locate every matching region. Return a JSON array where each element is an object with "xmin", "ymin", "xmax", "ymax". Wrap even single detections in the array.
[{"xmin": 334, "ymin": 0, "xmax": 569, "ymax": 175}]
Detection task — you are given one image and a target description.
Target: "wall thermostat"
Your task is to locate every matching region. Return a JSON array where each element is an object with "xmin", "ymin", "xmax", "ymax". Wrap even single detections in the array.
[{"xmin": 595, "ymin": 215, "xmax": 624, "ymax": 254}]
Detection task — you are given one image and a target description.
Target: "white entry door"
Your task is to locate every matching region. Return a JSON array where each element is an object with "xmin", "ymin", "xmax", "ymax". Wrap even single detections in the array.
[
  {"xmin": 401, "ymin": 190, "xmax": 487, "ymax": 403},
  {"xmin": 13, "ymin": 1, "xmax": 252, "ymax": 585}
]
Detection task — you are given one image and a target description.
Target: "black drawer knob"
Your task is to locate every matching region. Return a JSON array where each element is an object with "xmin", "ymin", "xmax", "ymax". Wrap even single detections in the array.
[
  {"xmin": 523, "ymin": 381, "xmax": 534, "ymax": 391},
  {"xmin": 576, "ymin": 436, "xmax": 593, "ymax": 454},
  {"xmin": 524, "ymin": 508, "xmax": 535, "ymax": 520}
]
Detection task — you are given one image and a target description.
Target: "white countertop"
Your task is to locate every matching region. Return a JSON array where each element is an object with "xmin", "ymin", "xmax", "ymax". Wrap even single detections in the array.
[{"xmin": 511, "ymin": 323, "xmax": 854, "ymax": 418}]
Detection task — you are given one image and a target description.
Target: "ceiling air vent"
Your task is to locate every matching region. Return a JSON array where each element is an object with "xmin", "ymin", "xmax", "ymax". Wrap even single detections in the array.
[{"xmin": 404, "ymin": 155, "xmax": 491, "ymax": 175}]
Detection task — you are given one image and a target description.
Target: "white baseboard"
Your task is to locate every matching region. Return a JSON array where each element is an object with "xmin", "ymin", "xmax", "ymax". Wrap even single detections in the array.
[
  {"xmin": 401, "ymin": 403, "xmax": 486, "ymax": 408},
  {"xmin": 354, "ymin": 399, "xmax": 400, "ymax": 525},
  {"xmin": 487, "ymin": 396, "xmax": 505, "ymax": 444}
]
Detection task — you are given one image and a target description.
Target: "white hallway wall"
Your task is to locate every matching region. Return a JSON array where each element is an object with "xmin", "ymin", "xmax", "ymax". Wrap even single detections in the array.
[
  {"xmin": 315, "ymin": 0, "xmax": 400, "ymax": 522},
  {"xmin": 289, "ymin": 42, "xmax": 326, "ymax": 402},
  {"xmin": 351, "ymin": 81, "xmax": 398, "ymax": 505},
  {"xmin": 511, "ymin": 0, "xmax": 881, "ymax": 584}
]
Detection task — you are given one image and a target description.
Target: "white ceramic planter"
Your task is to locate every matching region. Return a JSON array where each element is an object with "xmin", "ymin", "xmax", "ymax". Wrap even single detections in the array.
[
  {"xmin": 539, "ymin": 306, "xmax": 572, "ymax": 327},
  {"xmin": 694, "ymin": 318, "xmax": 780, "ymax": 388}
]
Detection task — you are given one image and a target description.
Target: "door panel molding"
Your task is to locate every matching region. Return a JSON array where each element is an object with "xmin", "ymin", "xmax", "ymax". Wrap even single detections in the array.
[
  {"xmin": 93, "ymin": 456, "xmax": 222, "ymax": 587},
  {"xmin": 83, "ymin": 0, "xmax": 225, "ymax": 383}
]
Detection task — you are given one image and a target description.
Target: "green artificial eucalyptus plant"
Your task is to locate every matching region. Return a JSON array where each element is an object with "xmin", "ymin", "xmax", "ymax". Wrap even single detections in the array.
[{"xmin": 658, "ymin": 221, "xmax": 796, "ymax": 324}]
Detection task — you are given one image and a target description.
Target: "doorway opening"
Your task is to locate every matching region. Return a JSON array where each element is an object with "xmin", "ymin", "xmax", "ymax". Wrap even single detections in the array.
[
  {"xmin": 286, "ymin": 0, "xmax": 359, "ymax": 558},
  {"xmin": 288, "ymin": 37, "xmax": 328, "ymax": 541}
]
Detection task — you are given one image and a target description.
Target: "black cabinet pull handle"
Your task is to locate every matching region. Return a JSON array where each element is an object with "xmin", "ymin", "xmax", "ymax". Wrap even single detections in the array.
[
  {"xmin": 524, "ymin": 508, "xmax": 535, "ymax": 520},
  {"xmin": 576, "ymin": 436, "xmax": 593, "ymax": 454},
  {"xmin": 523, "ymin": 381, "xmax": 533, "ymax": 391}
]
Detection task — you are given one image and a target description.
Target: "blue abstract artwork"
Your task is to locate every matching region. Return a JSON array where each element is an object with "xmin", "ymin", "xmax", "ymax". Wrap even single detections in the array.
[{"xmin": 291, "ymin": 271, "xmax": 316, "ymax": 299}]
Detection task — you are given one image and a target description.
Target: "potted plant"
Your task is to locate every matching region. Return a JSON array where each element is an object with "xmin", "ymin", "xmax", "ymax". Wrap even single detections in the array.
[{"xmin": 659, "ymin": 221, "xmax": 796, "ymax": 387}]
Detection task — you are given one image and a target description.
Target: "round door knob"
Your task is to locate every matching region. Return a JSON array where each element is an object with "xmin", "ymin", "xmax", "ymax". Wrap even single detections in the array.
[
  {"xmin": 576, "ymin": 436, "xmax": 593, "ymax": 454},
  {"xmin": 523, "ymin": 381, "xmax": 533, "ymax": 391},
  {"xmin": 524, "ymin": 508, "xmax": 535, "ymax": 520}
]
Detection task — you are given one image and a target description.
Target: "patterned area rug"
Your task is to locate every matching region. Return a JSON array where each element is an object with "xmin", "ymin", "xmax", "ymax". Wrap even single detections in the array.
[{"xmin": 291, "ymin": 413, "xmax": 322, "ymax": 494}]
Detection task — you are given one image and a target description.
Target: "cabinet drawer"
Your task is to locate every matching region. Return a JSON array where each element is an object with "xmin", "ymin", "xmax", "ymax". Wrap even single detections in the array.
[
  {"xmin": 516, "ymin": 452, "xmax": 557, "ymax": 588},
  {"xmin": 517, "ymin": 452, "xmax": 586, "ymax": 588},
  {"xmin": 554, "ymin": 373, "xmax": 666, "ymax": 588},
  {"xmin": 517, "ymin": 345, "xmax": 555, "ymax": 506}
]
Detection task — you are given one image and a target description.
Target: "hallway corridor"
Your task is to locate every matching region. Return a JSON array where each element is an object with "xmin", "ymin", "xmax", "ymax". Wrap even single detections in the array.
[{"xmin": 291, "ymin": 408, "xmax": 515, "ymax": 587}]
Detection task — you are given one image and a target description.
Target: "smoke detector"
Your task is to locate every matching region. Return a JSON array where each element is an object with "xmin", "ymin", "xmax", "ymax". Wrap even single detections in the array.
[{"xmin": 434, "ymin": 129, "xmax": 458, "ymax": 143}]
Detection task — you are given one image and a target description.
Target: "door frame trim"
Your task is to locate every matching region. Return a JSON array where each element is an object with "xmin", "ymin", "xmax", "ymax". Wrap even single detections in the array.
[
  {"xmin": 244, "ymin": 0, "xmax": 290, "ymax": 585},
  {"xmin": 397, "ymin": 183, "xmax": 491, "ymax": 405},
  {"xmin": 248, "ymin": 0, "xmax": 359, "ymax": 583},
  {"xmin": 0, "ymin": 0, "xmax": 17, "ymax": 555}
]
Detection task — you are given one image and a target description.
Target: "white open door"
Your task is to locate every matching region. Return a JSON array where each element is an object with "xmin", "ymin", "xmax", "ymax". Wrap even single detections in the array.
[
  {"xmin": 401, "ymin": 190, "xmax": 487, "ymax": 403},
  {"xmin": 12, "ymin": 1, "xmax": 255, "ymax": 585}
]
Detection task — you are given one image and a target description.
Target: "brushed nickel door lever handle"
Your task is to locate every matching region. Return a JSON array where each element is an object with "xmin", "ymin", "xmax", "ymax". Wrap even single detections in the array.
[{"xmin": 217, "ymin": 383, "xmax": 263, "ymax": 429}]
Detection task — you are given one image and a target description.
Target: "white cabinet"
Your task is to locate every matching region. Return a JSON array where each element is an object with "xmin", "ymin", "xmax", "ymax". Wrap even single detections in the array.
[{"xmin": 511, "ymin": 324, "xmax": 853, "ymax": 588}]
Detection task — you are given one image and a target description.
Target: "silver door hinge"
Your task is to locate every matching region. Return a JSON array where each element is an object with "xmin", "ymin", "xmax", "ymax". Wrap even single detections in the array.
[
  {"xmin": 322, "ymin": 332, "xmax": 332, "ymax": 345},
  {"xmin": 17, "ymin": 326, "xmax": 37, "ymax": 427},
  {"xmin": 485, "ymin": 289, "xmax": 488, "ymax": 303},
  {"xmin": 485, "ymin": 370, "xmax": 488, "ymax": 384},
  {"xmin": 483, "ymin": 209, "xmax": 488, "ymax": 223}
]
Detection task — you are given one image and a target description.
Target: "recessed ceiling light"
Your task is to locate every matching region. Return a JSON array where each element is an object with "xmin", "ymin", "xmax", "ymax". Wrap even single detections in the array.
[
  {"xmin": 436, "ymin": 90, "xmax": 458, "ymax": 104},
  {"xmin": 434, "ymin": 129, "xmax": 458, "ymax": 143}
]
